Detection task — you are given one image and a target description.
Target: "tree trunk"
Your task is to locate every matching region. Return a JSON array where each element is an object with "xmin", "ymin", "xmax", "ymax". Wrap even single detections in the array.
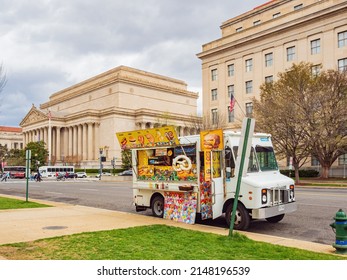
[
  {"xmin": 294, "ymin": 168, "xmax": 300, "ymax": 184},
  {"xmin": 320, "ymin": 165, "xmax": 330, "ymax": 179}
]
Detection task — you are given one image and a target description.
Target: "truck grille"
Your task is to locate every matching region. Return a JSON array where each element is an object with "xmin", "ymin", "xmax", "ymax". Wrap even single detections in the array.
[{"xmin": 270, "ymin": 187, "xmax": 290, "ymax": 205}]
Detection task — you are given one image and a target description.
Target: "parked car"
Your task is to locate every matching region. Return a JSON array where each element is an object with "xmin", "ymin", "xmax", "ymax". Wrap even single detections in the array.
[
  {"xmin": 119, "ymin": 170, "xmax": 133, "ymax": 176},
  {"xmin": 66, "ymin": 172, "xmax": 77, "ymax": 178},
  {"xmin": 96, "ymin": 172, "xmax": 112, "ymax": 178},
  {"xmin": 76, "ymin": 172, "xmax": 87, "ymax": 178}
]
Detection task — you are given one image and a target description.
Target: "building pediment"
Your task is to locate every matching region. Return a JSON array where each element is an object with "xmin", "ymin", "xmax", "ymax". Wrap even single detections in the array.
[{"xmin": 20, "ymin": 105, "xmax": 49, "ymax": 127}]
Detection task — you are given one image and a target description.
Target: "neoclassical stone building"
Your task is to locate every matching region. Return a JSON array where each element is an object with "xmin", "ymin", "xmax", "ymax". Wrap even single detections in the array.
[
  {"xmin": 20, "ymin": 66, "xmax": 200, "ymax": 168},
  {"xmin": 0, "ymin": 126, "xmax": 23, "ymax": 150}
]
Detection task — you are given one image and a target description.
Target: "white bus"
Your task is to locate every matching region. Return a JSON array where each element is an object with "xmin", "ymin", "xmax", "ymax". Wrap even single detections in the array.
[{"xmin": 38, "ymin": 166, "xmax": 75, "ymax": 178}]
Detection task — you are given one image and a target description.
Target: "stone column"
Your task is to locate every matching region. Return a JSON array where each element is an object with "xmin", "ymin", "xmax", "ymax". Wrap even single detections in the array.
[
  {"xmin": 44, "ymin": 127, "xmax": 48, "ymax": 145},
  {"xmin": 82, "ymin": 123, "xmax": 87, "ymax": 160},
  {"xmin": 52, "ymin": 127, "xmax": 56, "ymax": 158},
  {"xmin": 87, "ymin": 122, "xmax": 93, "ymax": 160},
  {"xmin": 63, "ymin": 128, "xmax": 68, "ymax": 162},
  {"xmin": 23, "ymin": 132, "xmax": 27, "ymax": 146},
  {"xmin": 68, "ymin": 126, "xmax": 73, "ymax": 157},
  {"xmin": 73, "ymin": 125, "xmax": 78, "ymax": 157},
  {"xmin": 56, "ymin": 127, "xmax": 61, "ymax": 161},
  {"xmin": 77, "ymin": 124, "xmax": 82, "ymax": 161},
  {"xmin": 42, "ymin": 128, "xmax": 45, "ymax": 142},
  {"xmin": 94, "ymin": 123, "xmax": 100, "ymax": 160}
]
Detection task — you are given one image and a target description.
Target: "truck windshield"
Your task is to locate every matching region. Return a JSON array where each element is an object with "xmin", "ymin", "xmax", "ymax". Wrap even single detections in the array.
[
  {"xmin": 255, "ymin": 145, "xmax": 278, "ymax": 171},
  {"xmin": 233, "ymin": 146, "xmax": 259, "ymax": 173}
]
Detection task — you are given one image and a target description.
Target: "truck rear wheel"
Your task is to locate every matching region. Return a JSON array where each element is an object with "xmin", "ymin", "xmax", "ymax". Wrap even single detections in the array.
[
  {"xmin": 266, "ymin": 214, "xmax": 285, "ymax": 223},
  {"xmin": 225, "ymin": 202, "xmax": 250, "ymax": 230},
  {"xmin": 151, "ymin": 195, "xmax": 164, "ymax": 218}
]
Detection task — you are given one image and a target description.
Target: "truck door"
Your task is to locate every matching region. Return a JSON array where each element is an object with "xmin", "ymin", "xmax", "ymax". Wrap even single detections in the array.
[{"xmin": 211, "ymin": 150, "xmax": 224, "ymax": 219}]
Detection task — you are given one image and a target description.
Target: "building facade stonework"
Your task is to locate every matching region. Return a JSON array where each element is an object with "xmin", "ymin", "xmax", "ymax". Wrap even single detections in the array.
[
  {"xmin": 0, "ymin": 126, "xmax": 23, "ymax": 150},
  {"xmin": 197, "ymin": 0, "xmax": 347, "ymax": 175},
  {"xmin": 197, "ymin": 0, "xmax": 347, "ymax": 128},
  {"xmin": 20, "ymin": 66, "xmax": 200, "ymax": 168}
]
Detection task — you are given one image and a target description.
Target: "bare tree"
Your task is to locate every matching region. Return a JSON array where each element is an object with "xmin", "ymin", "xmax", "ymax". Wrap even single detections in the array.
[
  {"xmin": 254, "ymin": 62, "xmax": 347, "ymax": 180},
  {"xmin": 253, "ymin": 63, "xmax": 313, "ymax": 183},
  {"xmin": 305, "ymin": 69, "xmax": 347, "ymax": 178},
  {"xmin": 186, "ymin": 110, "xmax": 229, "ymax": 132}
]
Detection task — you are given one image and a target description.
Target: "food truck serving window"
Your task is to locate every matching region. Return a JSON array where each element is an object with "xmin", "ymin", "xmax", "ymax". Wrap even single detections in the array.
[
  {"xmin": 145, "ymin": 148, "xmax": 173, "ymax": 166},
  {"xmin": 136, "ymin": 145, "xmax": 198, "ymax": 182}
]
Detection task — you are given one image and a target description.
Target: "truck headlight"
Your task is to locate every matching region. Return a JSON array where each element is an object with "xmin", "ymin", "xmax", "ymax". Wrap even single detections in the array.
[
  {"xmin": 261, "ymin": 189, "xmax": 267, "ymax": 204},
  {"xmin": 290, "ymin": 184, "xmax": 295, "ymax": 200}
]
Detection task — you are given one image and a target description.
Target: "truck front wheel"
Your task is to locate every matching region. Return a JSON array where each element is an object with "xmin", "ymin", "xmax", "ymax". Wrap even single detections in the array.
[
  {"xmin": 151, "ymin": 195, "xmax": 164, "ymax": 218},
  {"xmin": 225, "ymin": 202, "xmax": 250, "ymax": 230},
  {"xmin": 266, "ymin": 214, "xmax": 285, "ymax": 223}
]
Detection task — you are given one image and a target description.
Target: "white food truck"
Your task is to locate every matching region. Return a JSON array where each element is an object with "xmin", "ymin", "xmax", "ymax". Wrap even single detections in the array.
[{"xmin": 116, "ymin": 126, "xmax": 297, "ymax": 230}]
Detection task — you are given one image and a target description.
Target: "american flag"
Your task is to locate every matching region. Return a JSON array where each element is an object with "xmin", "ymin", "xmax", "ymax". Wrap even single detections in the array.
[{"xmin": 229, "ymin": 93, "xmax": 235, "ymax": 112}]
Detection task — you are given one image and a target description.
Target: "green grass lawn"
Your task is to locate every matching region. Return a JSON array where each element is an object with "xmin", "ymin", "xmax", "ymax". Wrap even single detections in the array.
[
  {"xmin": 0, "ymin": 225, "xmax": 344, "ymax": 260},
  {"xmin": 0, "ymin": 196, "xmax": 51, "ymax": 210}
]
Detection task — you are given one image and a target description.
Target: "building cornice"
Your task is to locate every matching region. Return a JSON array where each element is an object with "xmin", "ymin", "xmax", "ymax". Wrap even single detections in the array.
[
  {"xmin": 198, "ymin": 0, "xmax": 347, "ymax": 60},
  {"xmin": 40, "ymin": 66, "xmax": 198, "ymax": 109},
  {"xmin": 21, "ymin": 106, "xmax": 202, "ymax": 130}
]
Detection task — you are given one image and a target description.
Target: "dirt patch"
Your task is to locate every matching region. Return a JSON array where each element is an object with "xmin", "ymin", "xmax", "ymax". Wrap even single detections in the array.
[{"xmin": 0, "ymin": 241, "xmax": 57, "ymax": 260}]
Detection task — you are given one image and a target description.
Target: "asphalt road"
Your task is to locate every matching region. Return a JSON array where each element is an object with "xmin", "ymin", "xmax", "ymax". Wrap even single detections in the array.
[{"xmin": 0, "ymin": 178, "xmax": 346, "ymax": 245}]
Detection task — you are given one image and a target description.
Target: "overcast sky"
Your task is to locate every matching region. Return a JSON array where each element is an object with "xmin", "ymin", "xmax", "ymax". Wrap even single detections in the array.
[{"xmin": 0, "ymin": 0, "xmax": 266, "ymax": 127}]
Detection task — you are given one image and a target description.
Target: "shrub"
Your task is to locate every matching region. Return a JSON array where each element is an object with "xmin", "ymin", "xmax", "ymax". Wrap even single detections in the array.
[{"xmin": 280, "ymin": 169, "xmax": 319, "ymax": 178}]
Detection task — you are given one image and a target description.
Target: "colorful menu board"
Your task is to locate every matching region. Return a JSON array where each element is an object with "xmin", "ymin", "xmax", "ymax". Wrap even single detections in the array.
[
  {"xmin": 116, "ymin": 126, "xmax": 179, "ymax": 149},
  {"xmin": 200, "ymin": 181, "xmax": 212, "ymax": 220},
  {"xmin": 163, "ymin": 192, "xmax": 197, "ymax": 224},
  {"xmin": 200, "ymin": 129, "xmax": 224, "ymax": 151}
]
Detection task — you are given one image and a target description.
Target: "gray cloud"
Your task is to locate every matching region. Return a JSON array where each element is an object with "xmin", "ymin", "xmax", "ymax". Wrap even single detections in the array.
[{"xmin": 0, "ymin": 0, "xmax": 266, "ymax": 126}]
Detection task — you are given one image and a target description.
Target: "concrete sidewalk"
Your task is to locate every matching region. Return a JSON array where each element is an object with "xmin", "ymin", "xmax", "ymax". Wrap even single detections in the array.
[{"xmin": 0, "ymin": 194, "xmax": 338, "ymax": 259}]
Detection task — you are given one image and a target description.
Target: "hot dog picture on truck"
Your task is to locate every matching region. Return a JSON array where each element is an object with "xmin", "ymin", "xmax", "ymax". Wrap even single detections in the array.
[{"xmin": 116, "ymin": 124, "xmax": 296, "ymax": 230}]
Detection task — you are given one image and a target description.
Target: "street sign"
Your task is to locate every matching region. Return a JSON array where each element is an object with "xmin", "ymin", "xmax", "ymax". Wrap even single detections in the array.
[{"xmin": 25, "ymin": 150, "xmax": 32, "ymax": 202}]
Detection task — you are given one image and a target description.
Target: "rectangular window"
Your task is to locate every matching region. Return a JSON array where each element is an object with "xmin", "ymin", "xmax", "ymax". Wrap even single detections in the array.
[
  {"xmin": 287, "ymin": 46, "xmax": 295, "ymax": 61},
  {"xmin": 273, "ymin": 12, "xmax": 281, "ymax": 18},
  {"xmin": 227, "ymin": 85, "xmax": 234, "ymax": 98},
  {"xmin": 245, "ymin": 81, "xmax": 253, "ymax": 94},
  {"xmin": 245, "ymin": 102, "xmax": 253, "ymax": 117},
  {"xmin": 236, "ymin": 27, "xmax": 243, "ymax": 32},
  {"xmin": 311, "ymin": 65, "xmax": 320, "ymax": 76},
  {"xmin": 211, "ymin": 69, "xmax": 218, "ymax": 81},
  {"xmin": 211, "ymin": 89, "xmax": 218, "ymax": 101},
  {"xmin": 253, "ymin": 20, "xmax": 261, "ymax": 26},
  {"xmin": 265, "ymin": 76, "xmax": 273, "ymax": 83},
  {"xmin": 211, "ymin": 109, "xmax": 218, "ymax": 125},
  {"xmin": 245, "ymin": 59, "xmax": 253, "ymax": 72},
  {"xmin": 338, "ymin": 58, "xmax": 347, "ymax": 72},
  {"xmin": 338, "ymin": 31, "xmax": 347, "ymax": 48},
  {"xmin": 311, "ymin": 155, "xmax": 320, "ymax": 166},
  {"xmin": 228, "ymin": 107, "xmax": 235, "ymax": 123},
  {"xmin": 227, "ymin": 64, "xmax": 234, "ymax": 77},
  {"xmin": 338, "ymin": 154, "xmax": 347, "ymax": 165},
  {"xmin": 311, "ymin": 39, "xmax": 320, "ymax": 55},
  {"xmin": 265, "ymin": 53, "xmax": 273, "ymax": 67}
]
